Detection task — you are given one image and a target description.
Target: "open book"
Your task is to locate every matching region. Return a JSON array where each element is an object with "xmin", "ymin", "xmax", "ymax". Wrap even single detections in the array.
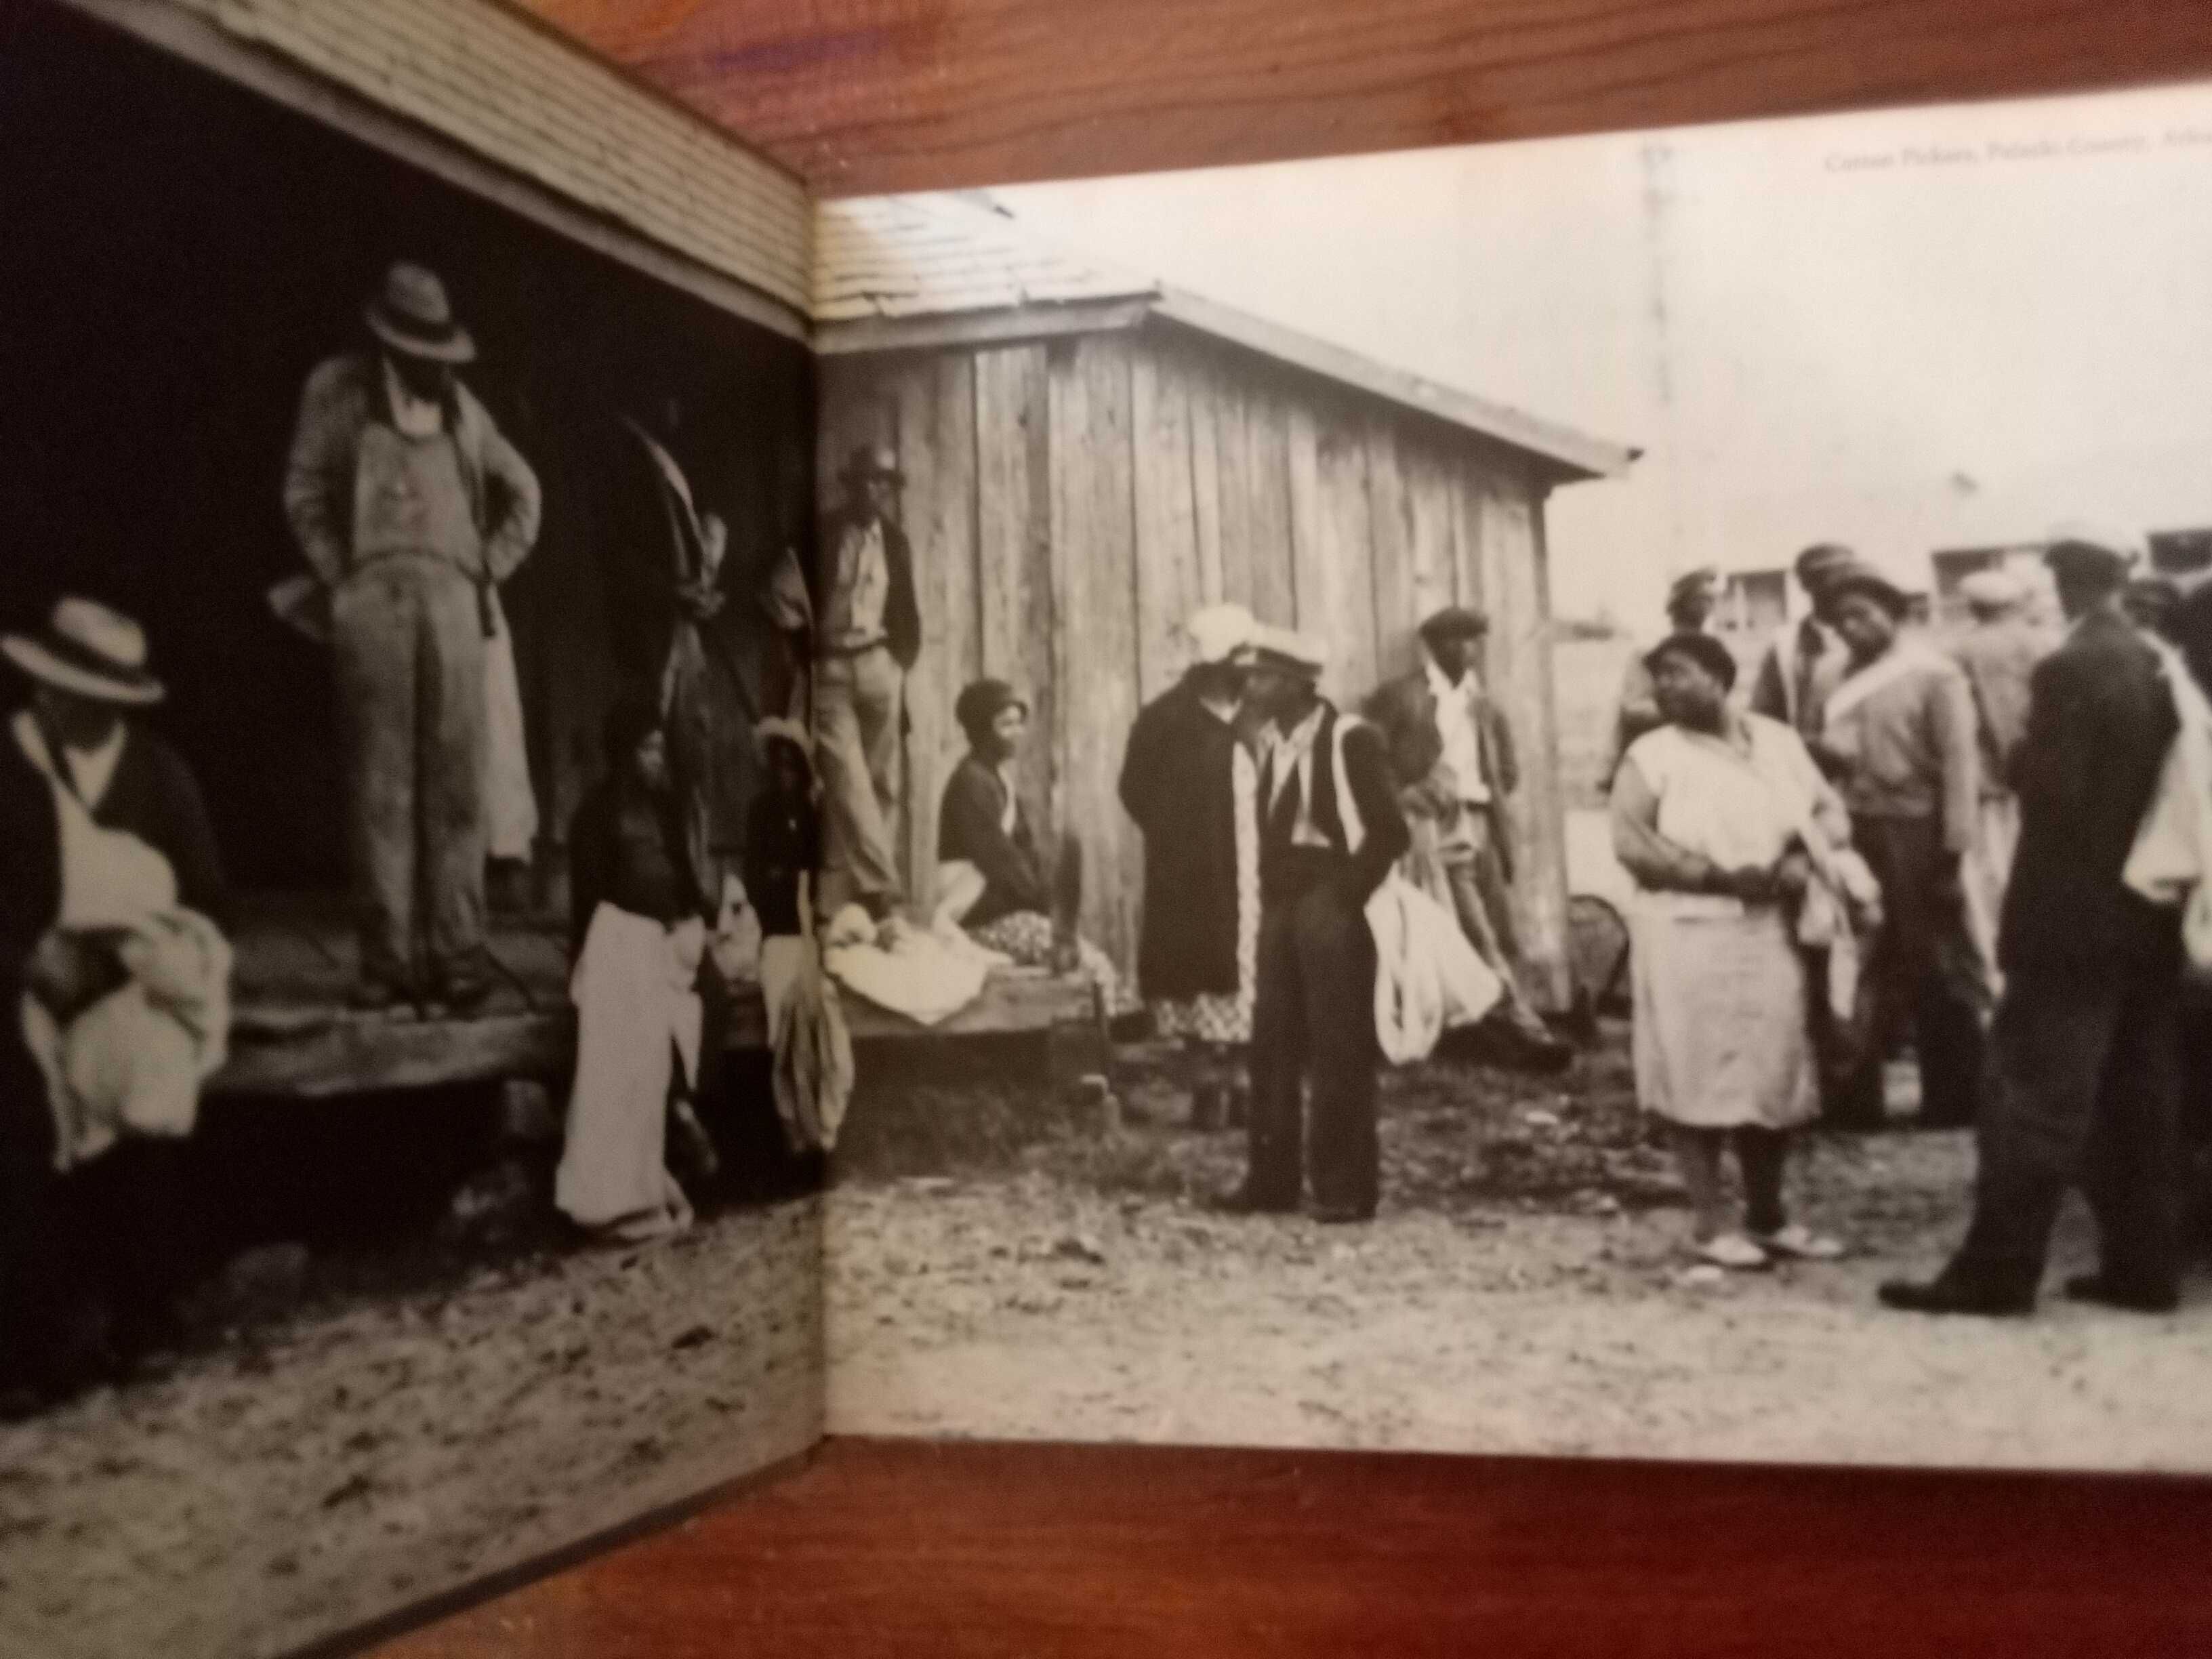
[{"xmin": 9, "ymin": 3, "xmax": 2212, "ymax": 1655}]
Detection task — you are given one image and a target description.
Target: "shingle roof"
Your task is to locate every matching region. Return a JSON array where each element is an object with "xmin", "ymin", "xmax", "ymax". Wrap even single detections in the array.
[
  {"xmin": 814, "ymin": 191, "xmax": 1156, "ymax": 323},
  {"xmin": 157, "ymin": 0, "xmax": 810, "ymax": 314},
  {"xmin": 813, "ymin": 192, "xmax": 1634, "ymax": 482}
]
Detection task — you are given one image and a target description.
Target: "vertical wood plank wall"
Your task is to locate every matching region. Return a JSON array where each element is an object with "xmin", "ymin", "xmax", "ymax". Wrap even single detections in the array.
[{"xmin": 820, "ymin": 324, "xmax": 1574, "ymax": 1010}]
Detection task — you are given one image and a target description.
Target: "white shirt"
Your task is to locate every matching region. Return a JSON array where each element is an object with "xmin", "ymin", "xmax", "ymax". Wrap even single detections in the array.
[
  {"xmin": 1263, "ymin": 703, "xmax": 1335, "ymax": 849},
  {"xmin": 824, "ymin": 516, "xmax": 891, "ymax": 651},
  {"xmin": 62, "ymin": 723, "xmax": 127, "ymax": 811},
  {"xmin": 1427, "ymin": 658, "xmax": 1490, "ymax": 806}
]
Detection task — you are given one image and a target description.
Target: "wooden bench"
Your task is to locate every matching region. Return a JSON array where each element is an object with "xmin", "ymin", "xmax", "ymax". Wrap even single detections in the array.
[{"xmin": 212, "ymin": 906, "xmax": 1101, "ymax": 1097}]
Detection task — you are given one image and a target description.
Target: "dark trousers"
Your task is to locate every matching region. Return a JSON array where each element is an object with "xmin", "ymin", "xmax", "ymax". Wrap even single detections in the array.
[
  {"xmin": 1246, "ymin": 861, "xmax": 1379, "ymax": 1214},
  {"xmin": 1945, "ymin": 962, "xmax": 2183, "ymax": 1300},
  {"xmin": 1841, "ymin": 813, "xmax": 1987, "ymax": 1127},
  {"xmin": 0, "ymin": 1040, "xmax": 56, "ymax": 1385},
  {"xmin": 0, "ymin": 1053, "xmax": 199, "ymax": 1390}
]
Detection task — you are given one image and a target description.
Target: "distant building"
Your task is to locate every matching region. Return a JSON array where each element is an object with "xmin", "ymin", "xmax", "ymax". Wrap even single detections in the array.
[{"xmin": 813, "ymin": 192, "xmax": 1637, "ymax": 1010}]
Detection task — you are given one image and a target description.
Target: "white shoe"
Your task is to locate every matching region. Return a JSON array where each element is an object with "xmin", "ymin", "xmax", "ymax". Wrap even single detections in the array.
[
  {"xmin": 1695, "ymin": 1233, "xmax": 1770, "ymax": 1271},
  {"xmin": 1753, "ymin": 1223, "xmax": 1845, "ymax": 1261}
]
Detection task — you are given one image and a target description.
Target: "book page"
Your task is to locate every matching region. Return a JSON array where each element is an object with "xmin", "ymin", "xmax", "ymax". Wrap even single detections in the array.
[
  {"xmin": 819, "ymin": 79, "xmax": 2212, "ymax": 1473},
  {"xmin": 0, "ymin": 7, "xmax": 822, "ymax": 1657}
]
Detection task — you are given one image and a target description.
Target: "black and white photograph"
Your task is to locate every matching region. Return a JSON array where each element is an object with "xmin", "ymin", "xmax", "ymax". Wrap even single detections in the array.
[
  {"xmin": 17, "ymin": 1, "xmax": 2212, "ymax": 1653},
  {"xmin": 0, "ymin": 4, "xmax": 823, "ymax": 1656},
  {"xmin": 819, "ymin": 85, "xmax": 2212, "ymax": 1473}
]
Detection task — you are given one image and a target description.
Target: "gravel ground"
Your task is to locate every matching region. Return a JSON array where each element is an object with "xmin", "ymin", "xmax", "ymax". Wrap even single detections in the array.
[
  {"xmin": 827, "ymin": 1028, "xmax": 2212, "ymax": 1473},
  {"xmin": 0, "ymin": 1195, "xmax": 821, "ymax": 1659}
]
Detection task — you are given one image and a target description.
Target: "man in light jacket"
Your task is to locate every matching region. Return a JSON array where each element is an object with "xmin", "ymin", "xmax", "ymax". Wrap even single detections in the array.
[{"xmin": 283, "ymin": 262, "xmax": 541, "ymax": 1010}]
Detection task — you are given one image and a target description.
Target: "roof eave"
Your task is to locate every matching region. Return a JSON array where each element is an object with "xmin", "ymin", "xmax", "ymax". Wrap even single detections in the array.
[{"xmin": 1148, "ymin": 289, "xmax": 1636, "ymax": 483}]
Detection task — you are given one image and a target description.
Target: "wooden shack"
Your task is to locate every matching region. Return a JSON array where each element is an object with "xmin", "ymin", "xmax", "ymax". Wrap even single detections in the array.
[
  {"xmin": 19, "ymin": 0, "xmax": 815, "ymax": 1092},
  {"xmin": 813, "ymin": 194, "xmax": 1636, "ymax": 1011}
]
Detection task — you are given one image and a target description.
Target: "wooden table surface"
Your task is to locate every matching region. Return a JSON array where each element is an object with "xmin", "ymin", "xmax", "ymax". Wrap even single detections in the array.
[
  {"xmin": 376, "ymin": 1437, "xmax": 2212, "ymax": 1656},
  {"xmin": 526, "ymin": 0, "xmax": 2212, "ymax": 194},
  {"xmin": 388, "ymin": 3, "xmax": 2212, "ymax": 1653}
]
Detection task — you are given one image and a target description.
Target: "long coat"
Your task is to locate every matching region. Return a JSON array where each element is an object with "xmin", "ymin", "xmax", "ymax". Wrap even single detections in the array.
[
  {"xmin": 1362, "ymin": 668, "xmax": 1519, "ymax": 882},
  {"xmin": 1118, "ymin": 674, "xmax": 1244, "ymax": 1001},
  {"xmin": 1999, "ymin": 605, "xmax": 2178, "ymax": 977}
]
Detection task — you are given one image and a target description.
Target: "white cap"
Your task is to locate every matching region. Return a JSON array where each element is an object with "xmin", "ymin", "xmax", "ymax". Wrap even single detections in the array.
[
  {"xmin": 1248, "ymin": 623, "xmax": 1328, "ymax": 677},
  {"xmin": 1183, "ymin": 602, "xmax": 1258, "ymax": 666}
]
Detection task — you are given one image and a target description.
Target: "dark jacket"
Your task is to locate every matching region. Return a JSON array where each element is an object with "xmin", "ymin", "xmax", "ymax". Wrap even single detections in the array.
[
  {"xmin": 1998, "ymin": 606, "xmax": 2179, "ymax": 977},
  {"xmin": 937, "ymin": 752, "xmax": 1046, "ymax": 928},
  {"xmin": 814, "ymin": 506, "xmax": 922, "ymax": 670},
  {"xmin": 1257, "ymin": 705, "xmax": 1410, "ymax": 905},
  {"xmin": 743, "ymin": 788, "xmax": 819, "ymax": 940},
  {"xmin": 0, "ymin": 720, "xmax": 228, "ymax": 1030},
  {"xmin": 1362, "ymin": 667, "xmax": 1519, "ymax": 882},
  {"xmin": 1118, "ymin": 675, "xmax": 1244, "ymax": 1000},
  {"xmin": 567, "ymin": 777, "xmax": 705, "ymax": 956}
]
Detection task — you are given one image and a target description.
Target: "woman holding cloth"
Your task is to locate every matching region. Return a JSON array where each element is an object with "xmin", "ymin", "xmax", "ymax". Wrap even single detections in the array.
[{"xmin": 1612, "ymin": 632, "xmax": 1856, "ymax": 1269}]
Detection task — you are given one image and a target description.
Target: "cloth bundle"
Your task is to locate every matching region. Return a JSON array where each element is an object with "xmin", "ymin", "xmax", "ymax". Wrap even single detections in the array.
[
  {"xmin": 823, "ymin": 905, "xmax": 996, "ymax": 1027},
  {"xmin": 2125, "ymin": 640, "xmax": 2212, "ymax": 979},
  {"xmin": 14, "ymin": 712, "xmax": 230, "ymax": 1171},
  {"xmin": 1366, "ymin": 872, "xmax": 1502, "ymax": 1065}
]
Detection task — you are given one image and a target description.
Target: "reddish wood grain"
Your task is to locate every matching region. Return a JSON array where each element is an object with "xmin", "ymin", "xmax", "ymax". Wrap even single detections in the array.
[
  {"xmin": 374, "ymin": 1437, "xmax": 2212, "ymax": 1657},
  {"xmin": 520, "ymin": 0, "xmax": 2212, "ymax": 194}
]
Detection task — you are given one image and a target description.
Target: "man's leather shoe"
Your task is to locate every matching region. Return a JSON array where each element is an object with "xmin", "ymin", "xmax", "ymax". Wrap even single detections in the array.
[
  {"xmin": 1311, "ymin": 1203, "xmax": 1376, "ymax": 1225},
  {"xmin": 1877, "ymin": 1276, "xmax": 2033, "ymax": 1317},
  {"xmin": 2064, "ymin": 1273, "xmax": 2179, "ymax": 1314},
  {"xmin": 1210, "ymin": 1183, "xmax": 1295, "ymax": 1216}
]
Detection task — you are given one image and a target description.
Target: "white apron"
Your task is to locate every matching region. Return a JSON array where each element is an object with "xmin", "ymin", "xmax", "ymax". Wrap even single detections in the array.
[{"xmin": 554, "ymin": 903, "xmax": 705, "ymax": 1240}]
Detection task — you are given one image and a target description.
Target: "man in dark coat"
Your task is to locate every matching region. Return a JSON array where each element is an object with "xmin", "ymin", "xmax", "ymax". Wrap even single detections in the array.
[
  {"xmin": 1748, "ymin": 542, "xmax": 1858, "ymax": 746},
  {"xmin": 798, "ymin": 443, "xmax": 921, "ymax": 917},
  {"xmin": 1223, "ymin": 628, "xmax": 1410, "ymax": 1224},
  {"xmin": 1120, "ymin": 604, "xmax": 1257, "ymax": 1126},
  {"xmin": 1881, "ymin": 531, "xmax": 2185, "ymax": 1317},
  {"xmin": 0, "ymin": 598, "xmax": 226, "ymax": 1408}
]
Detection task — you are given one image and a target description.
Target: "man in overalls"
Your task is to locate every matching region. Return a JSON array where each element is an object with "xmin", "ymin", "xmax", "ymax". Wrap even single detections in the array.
[{"xmin": 284, "ymin": 262, "xmax": 542, "ymax": 1009}]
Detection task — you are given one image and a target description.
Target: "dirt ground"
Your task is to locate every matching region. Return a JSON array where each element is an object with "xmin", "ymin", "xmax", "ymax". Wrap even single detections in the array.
[
  {"xmin": 827, "ymin": 1028, "xmax": 2212, "ymax": 1474},
  {"xmin": 0, "ymin": 1194, "xmax": 821, "ymax": 1659}
]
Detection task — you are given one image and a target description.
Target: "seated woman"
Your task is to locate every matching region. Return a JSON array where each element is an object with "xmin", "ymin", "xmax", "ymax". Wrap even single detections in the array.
[
  {"xmin": 1612, "ymin": 631, "xmax": 1860, "ymax": 1271},
  {"xmin": 935, "ymin": 678, "xmax": 1130, "ymax": 1015}
]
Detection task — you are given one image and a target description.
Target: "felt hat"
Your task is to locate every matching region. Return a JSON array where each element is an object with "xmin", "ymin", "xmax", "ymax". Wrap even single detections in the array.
[
  {"xmin": 2044, "ymin": 523, "xmax": 2142, "ymax": 586},
  {"xmin": 1825, "ymin": 562, "xmax": 1911, "ymax": 617},
  {"xmin": 365, "ymin": 262, "xmax": 476, "ymax": 365},
  {"xmin": 1248, "ymin": 625, "xmax": 1328, "ymax": 679},
  {"xmin": 3, "ymin": 596, "xmax": 164, "ymax": 705},
  {"xmin": 1643, "ymin": 630, "xmax": 1738, "ymax": 694},
  {"xmin": 1184, "ymin": 602, "xmax": 1258, "ymax": 666},
  {"xmin": 954, "ymin": 677, "xmax": 1029, "ymax": 742},
  {"xmin": 1416, "ymin": 606, "xmax": 1488, "ymax": 648},
  {"xmin": 1793, "ymin": 542, "xmax": 1858, "ymax": 590},
  {"xmin": 1666, "ymin": 567, "xmax": 1720, "ymax": 611},
  {"xmin": 840, "ymin": 443, "xmax": 905, "ymax": 485}
]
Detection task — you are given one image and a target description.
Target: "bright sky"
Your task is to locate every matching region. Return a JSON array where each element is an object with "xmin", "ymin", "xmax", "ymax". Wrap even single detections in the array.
[{"xmin": 994, "ymin": 82, "xmax": 2212, "ymax": 630}]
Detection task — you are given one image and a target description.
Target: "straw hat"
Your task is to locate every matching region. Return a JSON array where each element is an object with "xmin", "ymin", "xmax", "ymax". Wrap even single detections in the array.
[{"xmin": 3, "ymin": 596, "xmax": 164, "ymax": 705}]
